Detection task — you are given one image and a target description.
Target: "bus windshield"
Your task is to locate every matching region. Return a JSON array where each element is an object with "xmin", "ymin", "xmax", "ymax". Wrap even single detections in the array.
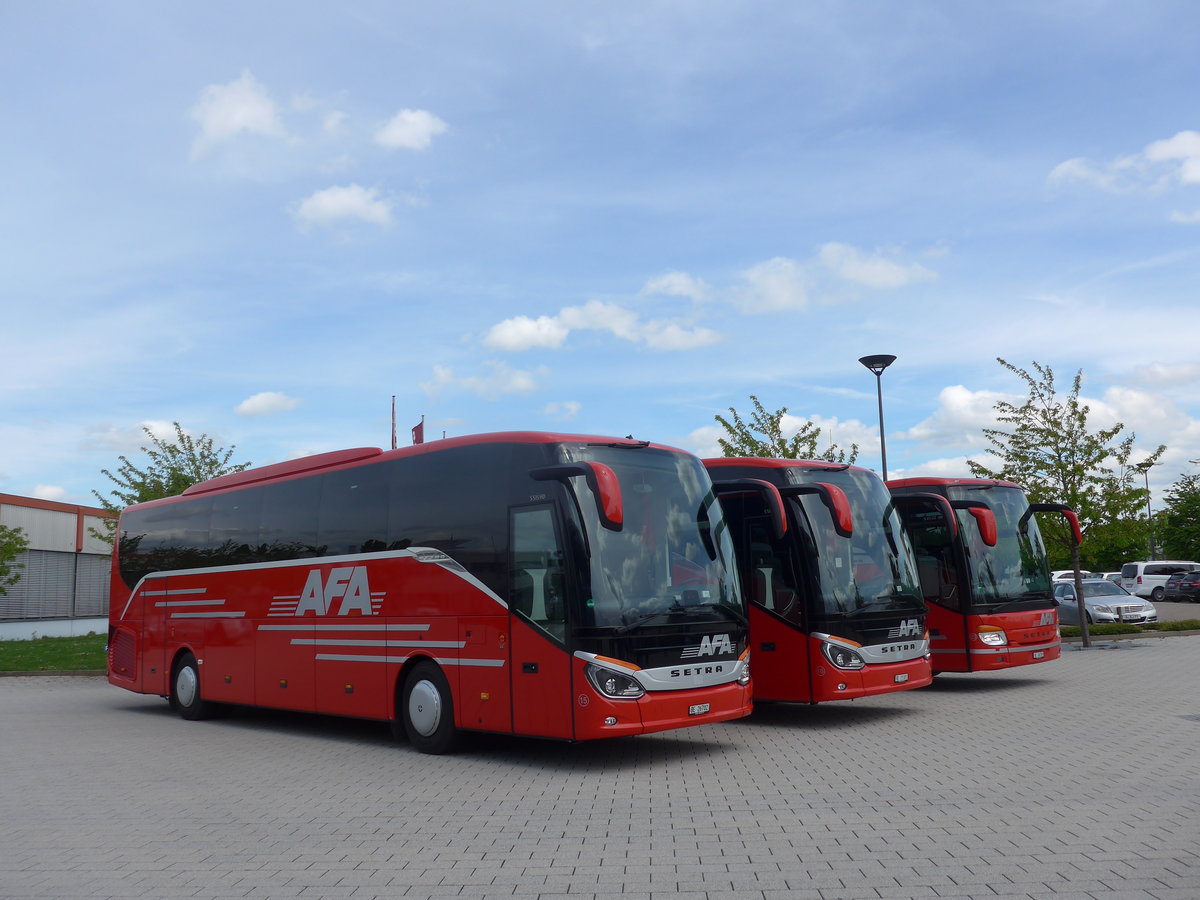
[
  {"xmin": 784, "ymin": 466, "xmax": 924, "ymax": 617},
  {"xmin": 561, "ymin": 444, "xmax": 742, "ymax": 629},
  {"xmin": 949, "ymin": 484, "xmax": 1052, "ymax": 607}
]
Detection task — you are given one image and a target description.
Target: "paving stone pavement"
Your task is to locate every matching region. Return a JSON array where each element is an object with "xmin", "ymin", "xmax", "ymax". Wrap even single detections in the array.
[{"xmin": 2, "ymin": 636, "xmax": 1198, "ymax": 900}]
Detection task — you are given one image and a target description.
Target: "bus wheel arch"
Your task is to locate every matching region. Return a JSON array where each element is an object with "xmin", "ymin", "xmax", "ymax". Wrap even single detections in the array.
[
  {"xmin": 169, "ymin": 650, "xmax": 219, "ymax": 721},
  {"xmin": 397, "ymin": 658, "xmax": 459, "ymax": 754}
]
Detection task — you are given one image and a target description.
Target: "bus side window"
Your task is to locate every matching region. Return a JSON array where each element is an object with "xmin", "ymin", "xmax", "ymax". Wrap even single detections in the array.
[{"xmin": 511, "ymin": 506, "xmax": 567, "ymax": 642}]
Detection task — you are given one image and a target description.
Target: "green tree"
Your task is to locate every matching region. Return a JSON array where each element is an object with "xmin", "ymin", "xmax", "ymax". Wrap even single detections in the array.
[
  {"xmin": 91, "ymin": 422, "xmax": 251, "ymax": 543},
  {"xmin": 967, "ymin": 359, "xmax": 1164, "ymax": 644},
  {"xmin": 1157, "ymin": 472, "xmax": 1200, "ymax": 560},
  {"xmin": 715, "ymin": 395, "xmax": 859, "ymax": 462},
  {"xmin": 0, "ymin": 524, "xmax": 29, "ymax": 595}
]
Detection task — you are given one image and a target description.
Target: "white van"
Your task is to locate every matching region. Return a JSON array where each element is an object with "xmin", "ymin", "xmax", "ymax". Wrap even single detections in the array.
[{"xmin": 1119, "ymin": 560, "xmax": 1200, "ymax": 600}]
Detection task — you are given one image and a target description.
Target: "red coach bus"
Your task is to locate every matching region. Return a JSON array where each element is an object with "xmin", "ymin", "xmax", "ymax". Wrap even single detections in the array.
[
  {"xmin": 887, "ymin": 477, "xmax": 1080, "ymax": 674},
  {"xmin": 108, "ymin": 432, "xmax": 751, "ymax": 753},
  {"xmin": 703, "ymin": 458, "xmax": 933, "ymax": 703}
]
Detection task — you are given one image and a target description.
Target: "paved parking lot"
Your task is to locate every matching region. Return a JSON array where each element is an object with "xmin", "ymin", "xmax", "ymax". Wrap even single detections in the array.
[{"xmin": 3, "ymin": 636, "xmax": 1199, "ymax": 900}]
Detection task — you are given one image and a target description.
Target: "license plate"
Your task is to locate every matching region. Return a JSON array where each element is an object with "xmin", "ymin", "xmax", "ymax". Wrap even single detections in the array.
[
  {"xmin": 1033, "ymin": 651, "xmax": 1045, "ymax": 659},
  {"xmin": 894, "ymin": 673, "xmax": 908, "ymax": 683},
  {"xmin": 688, "ymin": 703, "xmax": 710, "ymax": 716}
]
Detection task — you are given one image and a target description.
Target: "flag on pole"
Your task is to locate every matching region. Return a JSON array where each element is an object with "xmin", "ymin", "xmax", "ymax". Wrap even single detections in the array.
[{"xmin": 412, "ymin": 415, "xmax": 425, "ymax": 445}]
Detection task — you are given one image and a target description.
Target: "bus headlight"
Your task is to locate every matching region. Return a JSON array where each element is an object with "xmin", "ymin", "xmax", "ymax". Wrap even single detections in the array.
[
  {"xmin": 821, "ymin": 642, "xmax": 866, "ymax": 670},
  {"xmin": 977, "ymin": 626, "xmax": 1007, "ymax": 647},
  {"xmin": 737, "ymin": 657, "xmax": 751, "ymax": 686},
  {"xmin": 585, "ymin": 664, "xmax": 645, "ymax": 699}
]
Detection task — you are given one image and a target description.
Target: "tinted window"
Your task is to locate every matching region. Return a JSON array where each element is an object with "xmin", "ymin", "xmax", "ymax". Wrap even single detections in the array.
[
  {"xmin": 319, "ymin": 465, "xmax": 390, "ymax": 555},
  {"xmin": 511, "ymin": 505, "xmax": 567, "ymax": 642},
  {"xmin": 1121, "ymin": 563, "xmax": 1137, "ymax": 578}
]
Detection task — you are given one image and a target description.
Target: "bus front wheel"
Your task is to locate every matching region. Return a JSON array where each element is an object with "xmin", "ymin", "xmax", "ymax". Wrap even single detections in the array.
[
  {"xmin": 401, "ymin": 661, "xmax": 459, "ymax": 754},
  {"xmin": 170, "ymin": 652, "xmax": 218, "ymax": 721}
]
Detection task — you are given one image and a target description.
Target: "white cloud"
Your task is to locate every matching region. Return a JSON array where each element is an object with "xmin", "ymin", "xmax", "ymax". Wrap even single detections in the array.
[
  {"xmin": 420, "ymin": 362, "xmax": 545, "ymax": 400},
  {"xmin": 375, "ymin": 109, "xmax": 448, "ymax": 150},
  {"xmin": 485, "ymin": 300, "xmax": 719, "ymax": 352},
  {"xmin": 235, "ymin": 391, "xmax": 302, "ymax": 416},
  {"xmin": 1144, "ymin": 130, "xmax": 1200, "ymax": 184},
  {"xmin": 899, "ymin": 385, "xmax": 1009, "ymax": 447},
  {"xmin": 891, "ymin": 455, "xmax": 990, "ymax": 480},
  {"xmin": 818, "ymin": 243, "xmax": 937, "ymax": 290},
  {"xmin": 641, "ymin": 271, "xmax": 712, "ymax": 302},
  {"xmin": 733, "ymin": 257, "xmax": 808, "ymax": 312},
  {"xmin": 1048, "ymin": 129, "xmax": 1200, "ymax": 198},
  {"xmin": 1131, "ymin": 363, "xmax": 1200, "ymax": 387},
  {"xmin": 681, "ymin": 424, "xmax": 725, "ymax": 459},
  {"xmin": 189, "ymin": 70, "xmax": 287, "ymax": 159},
  {"xmin": 543, "ymin": 401, "xmax": 582, "ymax": 420},
  {"xmin": 32, "ymin": 485, "xmax": 67, "ymax": 501},
  {"xmin": 1169, "ymin": 209, "xmax": 1200, "ymax": 224},
  {"xmin": 292, "ymin": 184, "xmax": 393, "ymax": 228},
  {"xmin": 83, "ymin": 420, "xmax": 181, "ymax": 453},
  {"xmin": 484, "ymin": 315, "xmax": 570, "ymax": 351}
]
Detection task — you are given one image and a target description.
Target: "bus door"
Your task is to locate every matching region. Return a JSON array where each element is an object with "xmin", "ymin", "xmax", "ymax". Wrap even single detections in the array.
[
  {"xmin": 722, "ymin": 495, "xmax": 811, "ymax": 702},
  {"xmin": 508, "ymin": 505, "xmax": 574, "ymax": 739},
  {"xmin": 894, "ymin": 502, "xmax": 969, "ymax": 671},
  {"xmin": 139, "ymin": 575, "xmax": 171, "ymax": 696}
]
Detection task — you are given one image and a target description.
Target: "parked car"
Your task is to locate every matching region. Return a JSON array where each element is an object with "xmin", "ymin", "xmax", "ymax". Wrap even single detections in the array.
[
  {"xmin": 1163, "ymin": 572, "xmax": 1190, "ymax": 601},
  {"xmin": 1050, "ymin": 570, "xmax": 1098, "ymax": 581},
  {"xmin": 1176, "ymin": 571, "xmax": 1200, "ymax": 603},
  {"xmin": 1118, "ymin": 560, "xmax": 1200, "ymax": 601},
  {"xmin": 1053, "ymin": 579, "xmax": 1158, "ymax": 626},
  {"xmin": 1098, "ymin": 571, "xmax": 1122, "ymax": 584}
]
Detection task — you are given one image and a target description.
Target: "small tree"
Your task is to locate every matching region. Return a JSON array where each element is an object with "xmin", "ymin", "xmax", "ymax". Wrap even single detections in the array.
[
  {"xmin": 715, "ymin": 395, "xmax": 858, "ymax": 462},
  {"xmin": 91, "ymin": 422, "xmax": 251, "ymax": 543},
  {"xmin": 0, "ymin": 524, "xmax": 29, "ymax": 595},
  {"xmin": 1158, "ymin": 473, "xmax": 1200, "ymax": 561},
  {"xmin": 967, "ymin": 359, "xmax": 1164, "ymax": 647}
]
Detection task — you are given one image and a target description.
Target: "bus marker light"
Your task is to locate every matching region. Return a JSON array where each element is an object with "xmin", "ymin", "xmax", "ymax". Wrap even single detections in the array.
[
  {"xmin": 344, "ymin": 684, "xmax": 354, "ymax": 694},
  {"xmin": 480, "ymin": 692, "xmax": 490, "ymax": 701},
  {"xmin": 837, "ymin": 683, "xmax": 847, "ymax": 691},
  {"xmin": 604, "ymin": 717, "xmax": 618, "ymax": 726}
]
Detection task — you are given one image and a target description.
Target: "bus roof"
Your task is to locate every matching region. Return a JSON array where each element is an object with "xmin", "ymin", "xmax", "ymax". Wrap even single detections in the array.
[
  {"xmin": 887, "ymin": 476, "xmax": 1025, "ymax": 491},
  {"xmin": 702, "ymin": 457, "xmax": 872, "ymax": 476},
  {"xmin": 136, "ymin": 431, "xmax": 686, "ymax": 509}
]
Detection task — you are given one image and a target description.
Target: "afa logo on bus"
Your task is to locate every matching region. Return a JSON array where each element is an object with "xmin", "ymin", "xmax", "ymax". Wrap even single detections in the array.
[{"xmin": 293, "ymin": 566, "xmax": 379, "ymax": 616}]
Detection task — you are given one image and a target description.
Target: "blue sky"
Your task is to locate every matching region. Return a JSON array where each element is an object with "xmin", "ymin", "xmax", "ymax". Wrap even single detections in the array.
[{"xmin": 4, "ymin": 1, "xmax": 1200, "ymax": 509}]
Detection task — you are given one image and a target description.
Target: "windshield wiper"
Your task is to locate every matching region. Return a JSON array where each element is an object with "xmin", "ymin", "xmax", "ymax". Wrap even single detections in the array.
[
  {"xmin": 615, "ymin": 607, "xmax": 681, "ymax": 634},
  {"xmin": 848, "ymin": 592, "xmax": 923, "ymax": 615},
  {"xmin": 683, "ymin": 602, "xmax": 748, "ymax": 627},
  {"xmin": 616, "ymin": 600, "xmax": 746, "ymax": 633}
]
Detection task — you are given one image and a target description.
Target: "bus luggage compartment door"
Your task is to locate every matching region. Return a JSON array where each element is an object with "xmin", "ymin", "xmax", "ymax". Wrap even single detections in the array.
[{"xmin": 508, "ymin": 616, "xmax": 573, "ymax": 739}]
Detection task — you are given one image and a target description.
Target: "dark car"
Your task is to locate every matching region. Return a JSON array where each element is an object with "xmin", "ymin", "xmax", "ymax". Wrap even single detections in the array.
[
  {"xmin": 1163, "ymin": 572, "xmax": 1189, "ymax": 601},
  {"xmin": 1177, "ymin": 571, "xmax": 1200, "ymax": 603}
]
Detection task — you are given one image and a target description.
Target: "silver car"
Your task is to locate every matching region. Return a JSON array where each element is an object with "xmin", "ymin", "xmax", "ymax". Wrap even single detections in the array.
[{"xmin": 1053, "ymin": 579, "xmax": 1158, "ymax": 625}]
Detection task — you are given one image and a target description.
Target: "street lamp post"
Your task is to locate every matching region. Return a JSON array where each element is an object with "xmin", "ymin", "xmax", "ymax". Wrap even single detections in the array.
[{"xmin": 859, "ymin": 354, "xmax": 897, "ymax": 481}]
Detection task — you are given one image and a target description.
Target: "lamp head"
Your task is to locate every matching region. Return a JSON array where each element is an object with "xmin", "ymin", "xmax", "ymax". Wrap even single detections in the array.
[{"xmin": 859, "ymin": 354, "xmax": 897, "ymax": 376}]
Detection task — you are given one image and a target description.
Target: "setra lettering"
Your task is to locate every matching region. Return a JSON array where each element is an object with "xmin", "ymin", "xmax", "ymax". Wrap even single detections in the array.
[{"xmin": 670, "ymin": 664, "xmax": 726, "ymax": 678}]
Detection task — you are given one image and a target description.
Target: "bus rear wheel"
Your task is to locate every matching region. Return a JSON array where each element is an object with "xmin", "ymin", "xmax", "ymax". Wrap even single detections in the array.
[
  {"xmin": 401, "ymin": 661, "xmax": 458, "ymax": 754},
  {"xmin": 170, "ymin": 652, "xmax": 218, "ymax": 721}
]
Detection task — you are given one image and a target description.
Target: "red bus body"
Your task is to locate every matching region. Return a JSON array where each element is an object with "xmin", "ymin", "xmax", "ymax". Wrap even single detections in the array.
[
  {"xmin": 704, "ymin": 458, "xmax": 933, "ymax": 703},
  {"xmin": 887, "ymin": 477, "xmax": 1076, "ymax": 674},
  {"xmin": 108, "ymin": 432, "xmax": 751, "ymax": 750}
]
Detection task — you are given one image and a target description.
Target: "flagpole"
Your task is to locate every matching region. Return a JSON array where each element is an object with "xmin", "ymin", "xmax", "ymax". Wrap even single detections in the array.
[{"xmin": 390, "ymin": 396, "xmax": 397, "ymax": 450}]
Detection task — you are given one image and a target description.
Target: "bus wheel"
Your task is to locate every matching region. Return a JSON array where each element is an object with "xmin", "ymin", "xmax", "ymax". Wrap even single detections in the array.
[
  {"xmin": 401, "ymin": 661, "xmax": 458, "ymax": 754},
  {"xmin": 171, "ymin": 652, "xmax": 216, "ymax": 721}
]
